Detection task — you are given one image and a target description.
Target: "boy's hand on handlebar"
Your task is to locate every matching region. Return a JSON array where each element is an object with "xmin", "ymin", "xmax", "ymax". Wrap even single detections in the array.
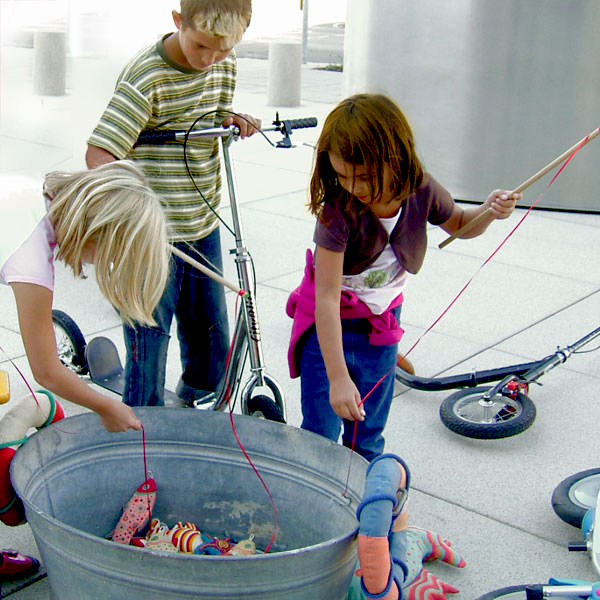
[
  {"xmin": 222, "ymin": 114, "xmax": 262, "ymax": 139},
  {"xmin": 329, "ymin": 376, "xmax": 365, "ymax": 421},
  {"xmin": 485, "ymin": 189, "xmax": 521, "ymax": 220},
  {"xmin": 97, "ymin": 397, "xmax": 142, "ymax": 432}
]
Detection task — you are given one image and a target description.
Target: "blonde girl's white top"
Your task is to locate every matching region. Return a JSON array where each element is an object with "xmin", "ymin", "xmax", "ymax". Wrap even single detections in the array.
[{"xmin": 0, "ymin": 175, "xmax": 55, "ymax": 291}]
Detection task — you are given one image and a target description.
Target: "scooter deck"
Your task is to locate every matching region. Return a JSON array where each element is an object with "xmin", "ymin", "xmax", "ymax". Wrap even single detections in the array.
[
  {"xmin": 0, "ymin": 568, "xmax": 47, "ymax": 597},
  {"xmin": 85, "ymin": 337, "xmax": 184, "ymax": 408}
]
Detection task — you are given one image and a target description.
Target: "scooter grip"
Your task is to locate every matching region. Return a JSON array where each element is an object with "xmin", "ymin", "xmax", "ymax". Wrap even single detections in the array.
[
  {"xmin": 136, "ymin": 130, "xmax": 178, "ymax": 145},
  {"xmin": 285, "ymin": 117, "xmax": 318, "ymax": 130}
]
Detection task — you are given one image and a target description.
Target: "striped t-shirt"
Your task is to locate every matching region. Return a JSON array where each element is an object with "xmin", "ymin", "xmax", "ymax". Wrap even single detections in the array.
[{"xmin": 88, "ymin": 34, "xmax": 237, "ymax": 241}]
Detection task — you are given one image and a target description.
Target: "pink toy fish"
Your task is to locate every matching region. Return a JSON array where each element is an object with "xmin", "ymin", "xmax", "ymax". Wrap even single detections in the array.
[{"xmin": 111, "ymin": 477, "xmax": 156, "ymax": 545}]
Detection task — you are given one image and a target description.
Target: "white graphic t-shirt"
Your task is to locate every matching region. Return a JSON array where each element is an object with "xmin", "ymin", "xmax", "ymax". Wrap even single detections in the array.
[{"xmin": 341, "ymin": 211, "xmax": 408, "ymax": 314}]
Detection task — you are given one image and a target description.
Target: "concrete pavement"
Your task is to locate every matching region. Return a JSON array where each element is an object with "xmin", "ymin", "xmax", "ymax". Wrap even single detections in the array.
[{"xmin": 1, "ymin": 36, "xmax": 600, "ymax": 599}]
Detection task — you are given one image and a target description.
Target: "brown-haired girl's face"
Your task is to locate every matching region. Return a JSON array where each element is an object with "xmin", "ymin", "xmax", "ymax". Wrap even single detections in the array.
[{"xmin": 328, "ymin": 152, "xmax": 399, "ymax": 217}]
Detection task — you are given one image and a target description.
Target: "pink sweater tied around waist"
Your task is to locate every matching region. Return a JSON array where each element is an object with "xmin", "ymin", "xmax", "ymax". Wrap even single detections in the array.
[{"xmin": 285, "ymin": 249, "xmax": 404, "ymax": 378}]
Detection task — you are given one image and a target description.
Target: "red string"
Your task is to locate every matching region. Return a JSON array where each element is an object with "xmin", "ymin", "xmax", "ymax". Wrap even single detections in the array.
[
  {"xmin": 0, "ymin": 344, "xmax": 41, "ymax": 409},
  {"xmin": 341, "ymin": 363, "xmax": 397, "ymax": 497},
  {"xmin": 223, "ymin": 293, "xmax": 279, "ymax": 553},
  {"xmin": 140, "ymin": 424, "xmax": 153, "ymax": 527}
]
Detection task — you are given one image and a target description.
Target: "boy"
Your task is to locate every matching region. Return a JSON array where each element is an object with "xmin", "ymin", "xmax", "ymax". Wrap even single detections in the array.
[{"xmin": 86, "ymin": 0, "xmax": 260, "ymax": 407}]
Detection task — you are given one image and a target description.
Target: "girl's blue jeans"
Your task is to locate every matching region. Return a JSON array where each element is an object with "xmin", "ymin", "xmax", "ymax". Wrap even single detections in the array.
[
  {"xmin": 299, "ymin": 307, "xmax": 400, "ymax": 462},
  {"xmin": 122, "ymin": 228, "xmax": 230, "ymax": 407}
]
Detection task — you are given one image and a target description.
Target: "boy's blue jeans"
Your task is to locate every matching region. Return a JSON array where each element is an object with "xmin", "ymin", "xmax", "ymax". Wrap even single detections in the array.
[
  {"xmin": 299, "ymin": 307, "xmax": 400, "ymax": 462},
  {"xmin": 122, "ymin": 228, "xmax": 230, "ymax": 407}
]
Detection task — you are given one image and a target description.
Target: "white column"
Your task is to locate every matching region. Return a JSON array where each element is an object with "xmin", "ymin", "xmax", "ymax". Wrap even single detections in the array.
[{"xmin": 267, "ymin": 41, "xmax": 302, "ymax": 107}]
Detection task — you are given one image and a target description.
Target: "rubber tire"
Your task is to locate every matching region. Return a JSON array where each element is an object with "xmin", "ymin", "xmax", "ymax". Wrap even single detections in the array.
[
  {"xmin": 551, "ymin": 467, "xmax": 600, "ymax": 528},
  {"xmin": 439, "ymin": 386, "xmax": 536, "ymax": 439},
  {"xmin": 246, "ymin": 395, "xmax": 285, "ymax": 423},
  {"xmin": 51, "ymin": 309, "xmax": 88, "ymax": 375},
  {"xmin": 475, "ymin": 585, "xmax": 532, "ymax": 599}
]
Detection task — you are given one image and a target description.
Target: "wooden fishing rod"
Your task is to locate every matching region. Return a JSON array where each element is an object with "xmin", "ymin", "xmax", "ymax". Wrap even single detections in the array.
[{"xmin": 439, "ymin": 127, "xmax": 600, "ymax": 249}]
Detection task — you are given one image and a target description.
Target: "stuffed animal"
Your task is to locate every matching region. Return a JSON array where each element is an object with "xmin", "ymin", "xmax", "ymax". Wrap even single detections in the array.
[
  {"xmin": 144, "ymin": 518, "xmax": 178, "ymax": 552},
  {"xmin": 111, "ymin": 476, "xmax": 157, "ymax": 544},
  {"xmin": 0, "ymin": 390, "xmax": 64, "ymax": 526}
]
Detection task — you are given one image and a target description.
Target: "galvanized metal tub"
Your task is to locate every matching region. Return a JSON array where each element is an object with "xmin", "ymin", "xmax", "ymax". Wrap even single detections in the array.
[{"xmin": 11, "ymin": 408, "xmax": 367, "ymax": 599}]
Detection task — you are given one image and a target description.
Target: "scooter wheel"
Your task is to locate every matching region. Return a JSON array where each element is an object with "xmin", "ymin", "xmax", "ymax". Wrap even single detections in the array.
[
  {"xmin": 52, "ymin": 309, "xmax": 88, "ymax": 376},
  {"xmin": 439, "ymin": 386, "xmax": 536, "ymax": 439},
  {"xmin": 246, "ymin": 395, "xmax": 285, "ymax": 423},
  {"xmin": 551, "ymin": 467, "xmax": 600, "ymax": 528},
  {"xmin": 475, "ymin": 585, "xmax": 534, "ymax": 599}
]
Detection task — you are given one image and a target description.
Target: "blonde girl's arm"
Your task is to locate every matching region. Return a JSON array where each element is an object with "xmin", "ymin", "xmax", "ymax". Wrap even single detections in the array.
[
  {"xmin": 10, "ymin": 282, "xmax": 141, "ymax": 433},
  {"xmin": 314, "ymin": 246, "xmax": 365, "ymax": 422}
]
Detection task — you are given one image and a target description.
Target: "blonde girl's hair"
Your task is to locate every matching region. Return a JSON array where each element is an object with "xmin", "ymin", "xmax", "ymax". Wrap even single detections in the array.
[
  {"xmin": 44, "ymin": 161, "xmax": 171, "ymax": 327},
  {"xmin": 179, "ymin": 0, "xmax": 252, "ymax": 49},
  {"xmin": 309, "ymin": 93, "xmax": 425, "ymax": 217}
]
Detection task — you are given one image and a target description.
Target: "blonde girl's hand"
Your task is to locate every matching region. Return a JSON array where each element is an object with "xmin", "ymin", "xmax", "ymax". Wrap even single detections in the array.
[
  {"xmin": 222, "ymin": 113, "xmax": 262, "ymax": 138},
  {"xmin": 329, "ymin": 376, "xmax": 366, "ymax": 422},
  {"xmin": 486, "ymin": 189, "xmax": 522, "ymax": 220},
  {"xmin": 96, "ymin": 397, "xmax": 142, "ymax": 433}
]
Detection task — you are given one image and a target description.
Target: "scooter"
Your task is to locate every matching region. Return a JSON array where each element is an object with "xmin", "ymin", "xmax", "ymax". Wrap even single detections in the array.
[{"xmin": 52, "ymin": 114, "xmax": 318, "ymax": 422}]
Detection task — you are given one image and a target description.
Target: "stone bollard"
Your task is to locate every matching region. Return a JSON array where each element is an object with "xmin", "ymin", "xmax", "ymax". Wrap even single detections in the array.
[
  {"xmin": 267, "ymin": 41, "xmax": 302, "ymax": 107},
  {"xmin": 33, "ymin": 28, "xmax": 67, "ymax": 96}
]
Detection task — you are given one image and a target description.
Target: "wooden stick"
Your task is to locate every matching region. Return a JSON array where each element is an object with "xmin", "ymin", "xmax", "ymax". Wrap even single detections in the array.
[
  {"xmin": 438, "ymin": 127, "xmax": 600, "ymax": 249},
  {"xmin": 169, "ymin": 244, "xmax": 247, "ymax": 296}
]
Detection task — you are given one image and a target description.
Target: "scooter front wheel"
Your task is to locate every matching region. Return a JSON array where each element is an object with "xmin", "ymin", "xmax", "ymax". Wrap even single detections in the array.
[
  {"xmin": 439, "ymin": 386, "xmax": 536, "ymax": 439},
  {"xmin": 475, "ymin": 585, "xmax": 531, "ymax": 599},
  {"xmin": 551, "ymin": 467, "xmax": 600, "ymax": 528},
  {"xmin": 247, "ymin": 395, "xmax": 285, "ymax": 423}
]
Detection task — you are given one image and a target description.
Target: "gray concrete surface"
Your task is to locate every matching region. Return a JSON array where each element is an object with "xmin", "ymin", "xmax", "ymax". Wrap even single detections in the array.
[{"xmin": 1, "ymin": 35, "xmax": 599, "ymax": 599}]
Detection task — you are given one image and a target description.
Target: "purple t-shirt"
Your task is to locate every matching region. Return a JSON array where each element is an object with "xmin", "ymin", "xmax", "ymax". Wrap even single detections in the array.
[{"xmin": 314, "ymin": 174, "xmax": 454, "ymax": 275}]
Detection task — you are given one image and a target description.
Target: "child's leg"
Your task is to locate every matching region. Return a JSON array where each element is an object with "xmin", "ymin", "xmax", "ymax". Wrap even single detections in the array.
[
  {"xmin": 343, "ymin": 328, "xmax": 397, "ymax": 461},
  {"xmin": 174, "ymin": 231, "xmax": 230, "ymax": 401},
  {"xmin": 355, "ymin": 454, "xmax": 410, "ymax": 599},
  {"xmin": 299, "ymin": 327, "xmax": 343, "ymax": 442},
  {"xmin": 122, "ymin": 261, "xmax": 178, "ymax": 407}
]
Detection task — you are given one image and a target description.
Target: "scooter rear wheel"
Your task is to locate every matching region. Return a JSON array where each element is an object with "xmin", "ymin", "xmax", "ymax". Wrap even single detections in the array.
[
  {"xmin": 439, "ymin": 386, "xmax": 536, "ymax": 439},
  {"xmin": 52, "ymin": 309, "xmax": 88, "ymax": 376}
]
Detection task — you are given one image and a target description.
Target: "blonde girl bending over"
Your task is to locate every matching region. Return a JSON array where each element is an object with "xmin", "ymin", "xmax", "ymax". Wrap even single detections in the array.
[{"xmin": 0, "ymin": 161, "xmax": 171, "ymax": 432}]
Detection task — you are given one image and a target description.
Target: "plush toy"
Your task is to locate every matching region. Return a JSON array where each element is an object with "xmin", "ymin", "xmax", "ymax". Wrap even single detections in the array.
[
  {"xmin": 0, "ymin": 390, "xmax": 64, "ymax": 526},
  {"xmin": 170, "ymin": 521, "xmax": 204, "ymax": 553},
  {"xmin": 227, "ymin": 534, "xmax": 256, "ymax": 556},
  {"xmin": 111, "ymin": 476, "xmax": 157, "ymax": 544},
  {"xmin": 350, "ymin": 453, "xmax": 466, "ymax": 600},
  {"xmin": 146, "ymin": 520, "xmax": 257, "ymax": 556},
  {"xmin": 144, "ymin": 518, "xmax": 178, "ymax": 552}
]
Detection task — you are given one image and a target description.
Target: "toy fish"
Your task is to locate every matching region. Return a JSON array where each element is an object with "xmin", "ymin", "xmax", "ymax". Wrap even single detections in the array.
[{"xmin": 111, "ymin": 476, "xmax": 156, "ymax": 545}]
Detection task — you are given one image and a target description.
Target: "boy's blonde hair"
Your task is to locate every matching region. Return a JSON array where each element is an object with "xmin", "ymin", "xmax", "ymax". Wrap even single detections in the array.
[
  {"xmin": 179, "ymin": 0, "xmax": 251, "ymax": 49},
  {"xmin": 44, "ymin": 161, "xmax": 171, "ymax": 327}
]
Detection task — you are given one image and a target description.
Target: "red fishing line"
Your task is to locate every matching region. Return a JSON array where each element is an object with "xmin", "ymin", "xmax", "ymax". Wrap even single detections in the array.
[{"xmin": 223, "ymin": 293, "xmax": 279, "ymax": 553}]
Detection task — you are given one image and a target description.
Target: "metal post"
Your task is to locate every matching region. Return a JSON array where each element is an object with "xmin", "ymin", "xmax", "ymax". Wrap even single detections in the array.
[{"xmin": 301, "ymin": 0, "xmax": 308, "ymax": 64}]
